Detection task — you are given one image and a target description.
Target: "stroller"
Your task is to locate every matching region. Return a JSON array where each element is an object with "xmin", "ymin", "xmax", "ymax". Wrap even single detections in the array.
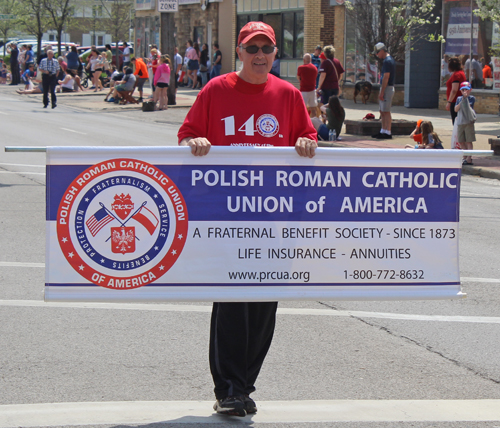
[
  {"xmin": 81, "ymin": 68, "xmax": 91, "ymax": 89},
  {"xmin": 80, "ymin": 69, "xmax": 110, "ymax": 89}
]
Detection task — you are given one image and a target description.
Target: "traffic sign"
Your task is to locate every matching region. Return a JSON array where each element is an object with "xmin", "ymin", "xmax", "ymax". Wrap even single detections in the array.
[
  {"xmin": 0, "ymin": 14, "xmax": 16, "ymax": 20},
  {"xmin": 157, "ymin": 0, "xmax": 178, "ymax": 12}
]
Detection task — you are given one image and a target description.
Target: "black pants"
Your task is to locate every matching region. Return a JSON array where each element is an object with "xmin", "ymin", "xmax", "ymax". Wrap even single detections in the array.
[
  {"xmin": 42, "ymin": 74, "xmax": 57, "ymax": 107},
  {"xmin": 450, "ymin": 101, "xmax": 457, "ymax": 125},
  {"xmin": 209, "ymin": 301, "xmax": 278, "ymax": 399},
  {"xmin": 10, "ymin": 62, "xmax": 20, "ymax": 84}
]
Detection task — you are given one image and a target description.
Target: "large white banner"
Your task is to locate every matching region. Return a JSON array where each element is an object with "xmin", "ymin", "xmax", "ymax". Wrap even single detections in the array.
[{"xmin": 46, "ymin": 147, "xmax": 464, "ymax": 302}]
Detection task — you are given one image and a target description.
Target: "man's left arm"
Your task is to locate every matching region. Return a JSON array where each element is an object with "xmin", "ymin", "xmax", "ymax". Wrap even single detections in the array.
[
  {"xmin": 291, "ymin": 90, "xmax": 318, "ymax": 158},
  {"xmin": 379, "ymin": 72, "xmax": 389, "ymax": 101},
  {"xmin": 295, "ymin": 137, "xmax": 317, "ymax": 158}
]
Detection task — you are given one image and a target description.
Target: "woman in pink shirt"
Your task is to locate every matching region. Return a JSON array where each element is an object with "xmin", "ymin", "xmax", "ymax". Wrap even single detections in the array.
[
  {"xmin": 186, "ymin": 41, "xmax": 200, "ymax": 89},
  {"xmin": 154, "ymin": 55, "xmax": 171, "ymax": 111}
]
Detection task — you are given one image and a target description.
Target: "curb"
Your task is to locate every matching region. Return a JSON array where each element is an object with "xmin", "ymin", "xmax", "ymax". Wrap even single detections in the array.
[
  {"xmin": 319, "ymin": 141, "xmax": 500, "ymax": 181},
  {"xmin": 461, "ymin": 165, "xmax": 500, "ymax": 180}
]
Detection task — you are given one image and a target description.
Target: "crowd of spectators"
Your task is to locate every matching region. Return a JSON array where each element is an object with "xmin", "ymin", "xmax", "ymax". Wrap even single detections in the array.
[{"xmin": 298, "ymin": 45, "xmax": 346, "ymax": 141}]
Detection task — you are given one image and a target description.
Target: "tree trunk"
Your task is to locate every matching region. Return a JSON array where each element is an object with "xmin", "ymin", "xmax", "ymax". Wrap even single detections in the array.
[
  {"xmin": 57, "ymin": 28, "xmax": 62, "ymax": 56},
  {"xmin": 380, "ymin": 0, "xmax": 386, "ymax": 45}
]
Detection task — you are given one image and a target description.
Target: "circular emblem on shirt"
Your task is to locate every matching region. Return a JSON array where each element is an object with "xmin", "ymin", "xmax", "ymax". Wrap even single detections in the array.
[
  {"xmin": 256, "ymin": 114, "xmax": 279, "ymax": 138},
  {"xmin": 56, "ymin": 158, "xmax": 188, "ymax": 290}
]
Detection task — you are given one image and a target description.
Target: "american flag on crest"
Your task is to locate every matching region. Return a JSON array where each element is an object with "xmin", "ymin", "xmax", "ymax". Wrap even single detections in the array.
[{"xmin": 86, "ymin": 207, "xmax": 114, "ymax": 236}]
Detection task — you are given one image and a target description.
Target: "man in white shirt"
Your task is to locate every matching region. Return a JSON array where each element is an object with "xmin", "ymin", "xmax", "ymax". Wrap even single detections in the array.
[
  {"xmin": 174, "ymin": 47, "xmax": 183, "ymax": 93},
  {"xmin": 121, "ymin": 42, "xmax": 131, "ymax": 70}
]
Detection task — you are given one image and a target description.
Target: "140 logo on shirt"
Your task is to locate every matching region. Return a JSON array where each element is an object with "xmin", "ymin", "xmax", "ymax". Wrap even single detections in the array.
[{"xmin": 222, "ymin": 114, "xmax": 282, "ymax": 138}]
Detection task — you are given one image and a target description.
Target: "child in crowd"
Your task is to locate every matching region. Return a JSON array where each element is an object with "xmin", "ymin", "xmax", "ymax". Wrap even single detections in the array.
[
  {"xmin": 0, "ymin": 60, "xmax": 8, "ymax": 84},
  {"xmin": 454, "ymin": 81, "xmax": 476, "ymax": 165},
  {"xmin": 409, "ymin": 119, "xmax": 423, "ymax": 145},
  {"xmin": 21, "ymin": 64, "xmax": 35, "ymax": 90},
  {"xmin": 320, "ymin": 95, "xmax": 345, "ymax": 140},
  {"xmin": 406, "ymin": 121, "xmax": 443, "ymax": 149},
  {"xmin": 154, "ymin": 55, "xmax": 172, "ymax": 111}
]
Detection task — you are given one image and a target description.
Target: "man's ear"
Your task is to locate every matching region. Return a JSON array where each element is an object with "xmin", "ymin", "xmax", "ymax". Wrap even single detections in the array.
[{"xmin": 236, "ymin": 46, "xmax": 243, "ymax": 61}]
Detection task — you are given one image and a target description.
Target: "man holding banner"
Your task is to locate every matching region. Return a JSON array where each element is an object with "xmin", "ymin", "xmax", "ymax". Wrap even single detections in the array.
[{"xmin": 178, "ymin": 21, "xmax": 317, "ymax": 417}]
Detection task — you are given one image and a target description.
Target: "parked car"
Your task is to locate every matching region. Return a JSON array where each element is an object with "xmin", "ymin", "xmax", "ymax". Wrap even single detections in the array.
[
  {"xmin": 79, "ymin": 46, "xmax": 124, "ymax": 68},
  {"xmin": 1, "ymin": 41, "xmax": 79, "ymax": 58}
]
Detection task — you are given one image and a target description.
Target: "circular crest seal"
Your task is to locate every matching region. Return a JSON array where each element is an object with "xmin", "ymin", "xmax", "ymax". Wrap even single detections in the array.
[
  {"xmin": 57, "ymin": 158, "xmax": 188, "ymax": 290},
  {"xmin": 256, "ymin": 114, "xmax": 279, "ymax": 138}
]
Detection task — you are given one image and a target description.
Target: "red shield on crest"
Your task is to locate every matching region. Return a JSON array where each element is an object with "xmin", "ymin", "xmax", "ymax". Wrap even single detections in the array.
[
  {"xmin": 111, "ymin": 227, "xmax": 136, "ymax": 254},
  {"xmin": 112, "ymin": 194, "xmax": 134, "ymax": 220}
]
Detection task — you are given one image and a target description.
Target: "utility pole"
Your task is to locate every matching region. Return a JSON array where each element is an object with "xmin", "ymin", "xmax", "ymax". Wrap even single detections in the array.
[{"xmin": 159, "ymin": 0, "xmax": 178, "ymax": 105}]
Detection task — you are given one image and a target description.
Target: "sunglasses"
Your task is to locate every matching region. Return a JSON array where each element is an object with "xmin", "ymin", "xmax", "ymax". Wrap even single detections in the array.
[{"xmin": 241, "ymin": 45, "xmax": 275, "ymax": 54}]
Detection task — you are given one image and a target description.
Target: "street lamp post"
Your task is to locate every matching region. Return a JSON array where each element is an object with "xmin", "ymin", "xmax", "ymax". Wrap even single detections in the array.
[{"xmin": 470, "ymin": 0, "xmax": 474, "ymax": 82}]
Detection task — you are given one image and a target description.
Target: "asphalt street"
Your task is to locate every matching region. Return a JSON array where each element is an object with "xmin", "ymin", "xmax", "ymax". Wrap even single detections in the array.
[{"xmin": 1, "ymin": 91, "xmax": 500, "ymax": 427}]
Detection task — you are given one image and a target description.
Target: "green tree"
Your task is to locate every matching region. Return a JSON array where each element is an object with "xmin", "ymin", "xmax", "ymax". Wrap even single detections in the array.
[
  {"xmin": 475, "ymin": 0, "xmax": 500, "ymax": 22},
  {"xmin": 16, "ymin": 0, "xmax": 52, "ymax": 59},
  {"xmin": 98, "ymin": 0, "xmax": 134, "ymax": 67},
  {"xmin": 346, "ymin": 0, "xmax": 442, "ymax": 63},
  {"xmin": 42, "ymin": 0, "xmax": 72, "ymax": 55},
  {"xmin": 0, "ymin": 0, "xmax": 21, "ymax": 55}
]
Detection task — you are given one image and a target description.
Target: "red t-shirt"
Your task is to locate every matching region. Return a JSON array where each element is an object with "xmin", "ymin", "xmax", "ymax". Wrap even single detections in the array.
[
  {"xmin": 178, "ymin": 72, "xmax": 317, "ymax": 146},
  {"xmin": 318, "ymin": 58, "xmax": 344, "ymax": 90},
  {"xmin": 297, "ymin": 63, "xmax": 318, "ymax": 92},
  {"xmin": 446, "ymin": 70, "xmax": 466, "ymax": 103}
]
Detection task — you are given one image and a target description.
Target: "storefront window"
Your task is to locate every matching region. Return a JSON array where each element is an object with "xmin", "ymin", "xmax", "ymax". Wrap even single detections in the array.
[
  {"xmin": 295, "ymin": 12, "xmax": 304, "ymax": 58},
  {"xmin": 237, "ymin": 11, "xmax": 304, "ymax": 59},
  {"xmin": 193, "ymin": 26, "xmax": 205, "ymax": 46},
  {"xmin": 263, "ymin": 14, "xmax": 282, "ymax": 52},
  {"xmin": 442, "ymin": 0, "xmax": 495, "ymax": 89},
  {"xmin": 344, "ymin": 11, "xmax": 380, "ymax": 85},
  {"xmin": 282, "ymin": 13, "xmax": 294, "ymax": 58}
]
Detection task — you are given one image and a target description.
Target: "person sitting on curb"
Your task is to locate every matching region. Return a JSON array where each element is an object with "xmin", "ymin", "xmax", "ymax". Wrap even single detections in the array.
[
  {"xmin": 57, "ymin": 69, "xmax": 78, "ymax": 93},
  {"xmin": 105, "ymin": 67, "xmax": 123, "ymax": 102},
  {"xmin": 320, "ymin": 94, "xmax": 345, "ymax": 140},
  {"xmin": 16, "ymin": 79, "xmax": 43, "ymax": 94},
  {"xmin": 109, "ymin": 67, "xmax": 138, "ymax": 104},
  {"xmin": 0, "ymin": 59, "xmax": 9, "ymax": 84},
  {"xmin": 405, "ymin": 121, "xmax": 443, "ymax": 149},
  {"xmin": 409, "ymin": 119, "xmax": 423, "ymax": 146}
]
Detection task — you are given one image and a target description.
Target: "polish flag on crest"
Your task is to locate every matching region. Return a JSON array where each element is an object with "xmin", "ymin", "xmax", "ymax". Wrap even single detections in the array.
[{"xmin": 132, "ymin": 206, "xmax": 159, "ymax": 235}]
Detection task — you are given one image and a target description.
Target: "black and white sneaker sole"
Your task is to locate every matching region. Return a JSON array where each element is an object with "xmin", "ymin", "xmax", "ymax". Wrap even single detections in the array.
[{"xmin": 213, "ymin": 402, "xmax": 246, "ymax": 417}]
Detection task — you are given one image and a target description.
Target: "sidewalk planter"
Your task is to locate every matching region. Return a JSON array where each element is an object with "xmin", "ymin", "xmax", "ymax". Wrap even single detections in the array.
[
  {"xmin": 438, "ymin": 88, "xmax": 499, "ymax": 114},
  {"xmin": 342, "ymin": 83, "xmax": 405, "ymax": 106},
  {"xmin": 488, "ymin": 138, "xmax": 500, "ymax": 155},
  {"xmin": 345, "ymin": 119, "xmax": 416, "ymax": 136}
]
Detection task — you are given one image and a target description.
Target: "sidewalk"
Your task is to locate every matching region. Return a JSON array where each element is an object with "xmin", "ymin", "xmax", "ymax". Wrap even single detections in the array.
[
  {"xmin": 319, "ymin": 100, "xmax": 500, "ymax": 180},
  {"xmin": 3, "ymin": 83, "xmax": 500, "ymax": 179}
]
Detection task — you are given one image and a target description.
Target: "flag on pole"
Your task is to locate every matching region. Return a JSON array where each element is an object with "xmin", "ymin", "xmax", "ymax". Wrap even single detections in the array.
[
  {"xmin": 85, "ymin": 207, "xmax": 114, "ymax": 236},
  {"xmin": 132, "ymin": 205, "xmax": 159, "ymax": 234}
]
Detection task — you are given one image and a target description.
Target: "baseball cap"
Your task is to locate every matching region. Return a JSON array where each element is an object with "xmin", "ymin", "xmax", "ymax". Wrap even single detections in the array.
[
  {"xmin": 460, "ymin": 81, "xmax": 471, "ymax": 90},
  {"xmin": 238, "ymin": 21, "xmax": 276, "ymax": 46},
  {"xmin": 373, "ymin": 42, "xmax": 387, "ymax": 54}
]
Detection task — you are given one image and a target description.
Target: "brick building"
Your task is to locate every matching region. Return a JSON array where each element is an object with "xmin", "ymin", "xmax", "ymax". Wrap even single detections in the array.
[
  {"xmin": 132, "ymin": 0, "xmax": 345, "ymax": 80},
  {"xmin": 134, "ymin": 0, "xmax": 234, "ymax": 74},
  {"xmin": 235, "ymin": 0, "xmax": 344, "ymax": 81}
]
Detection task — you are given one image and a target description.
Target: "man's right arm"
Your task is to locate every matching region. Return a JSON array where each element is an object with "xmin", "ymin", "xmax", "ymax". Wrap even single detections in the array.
[{"xmin": 178, "ymin": 87, "xmax": 212, "ymax": 156}]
